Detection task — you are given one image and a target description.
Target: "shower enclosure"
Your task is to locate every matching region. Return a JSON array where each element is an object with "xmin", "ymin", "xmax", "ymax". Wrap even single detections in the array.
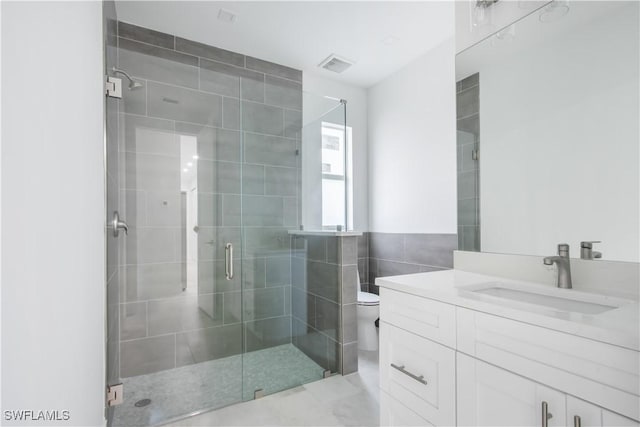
[
  {"xmin": 456, "ymin": 73, "xmax": 480, "ymax": 251},
  {"xmin": 104, "ymin": 5, "xmax": 353, "ymax": 426}
]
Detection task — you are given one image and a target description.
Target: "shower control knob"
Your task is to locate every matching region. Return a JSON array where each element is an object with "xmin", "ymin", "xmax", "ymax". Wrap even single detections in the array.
[{"xmin": 112, "ymin": 211, "xmax": 129, "ymax": 237}]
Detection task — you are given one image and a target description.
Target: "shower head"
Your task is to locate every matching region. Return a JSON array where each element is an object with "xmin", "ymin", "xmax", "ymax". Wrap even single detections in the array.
[{"xmin": 112, "ymin": 67, "xmax": 143, "ymax": 90}]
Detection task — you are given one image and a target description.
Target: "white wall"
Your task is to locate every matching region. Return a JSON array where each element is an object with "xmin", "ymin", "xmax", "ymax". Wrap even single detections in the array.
[
  {"xmin": 1, "ymin": 2, "xmax": 105, "ymax": 426},
  {"xmin": 303, "ymin": 74, "xmax": 369, "ymax": 231},
  {"xmin": 367, "ymin": 12, "xmax": 458, "ymax": 234},
  {"xmin": 479, "ymin": 2, "xmax": 639, "ymax": 262}
]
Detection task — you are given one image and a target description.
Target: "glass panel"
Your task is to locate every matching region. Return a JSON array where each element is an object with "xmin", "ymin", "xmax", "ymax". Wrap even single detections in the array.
[
  {"xmin": 107, "ymin": 24, "xmax": 243, "ymax": 426},
  {"xmin": 240, "ymin": 88, "xmax": 328, "ymax": 398},
  {"xmin": 300, "ymin": 94, "xmax": 351, "ymax": 231}
]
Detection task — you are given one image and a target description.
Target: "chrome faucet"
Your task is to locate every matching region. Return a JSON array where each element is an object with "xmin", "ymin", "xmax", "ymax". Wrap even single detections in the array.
[
  {"xmin": 543, "ymin": 243, "xmax": 572, "ymax": 289},
  {"xmin": 580, "ymin": 241, "xmax": 602, "ymax": 260}
]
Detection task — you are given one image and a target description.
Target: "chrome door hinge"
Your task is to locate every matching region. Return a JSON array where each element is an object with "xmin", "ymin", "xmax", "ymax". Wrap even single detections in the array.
[
  {"xmin": 105, "ymin": 76, "xmax": 122, "ymax": 99},
  {"xmin": 106, "ymin": 383, "xmax": 124, "ymax": 407},
  {"xmin": 472, "ymin": 148, "xmax": 479, "ymax": 161}
]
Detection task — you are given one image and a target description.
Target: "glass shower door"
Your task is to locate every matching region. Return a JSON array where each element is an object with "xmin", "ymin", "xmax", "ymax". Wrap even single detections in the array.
[
  {"xmin": 106, "ymin": 29, "xmax": 245, "ymax": 425},
  {"xmin": 105, "ymin": 16, "xmax": 345, "ymax": 424}
]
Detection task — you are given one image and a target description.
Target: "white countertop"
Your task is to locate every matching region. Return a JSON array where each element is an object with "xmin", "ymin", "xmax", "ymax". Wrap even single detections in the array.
[{"xmin": 377, "ymin": 270, "xmax": 640, "ymax": 351}]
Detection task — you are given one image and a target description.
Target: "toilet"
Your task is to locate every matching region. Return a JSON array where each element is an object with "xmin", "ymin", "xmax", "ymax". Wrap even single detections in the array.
[{"xmin": 356, "ymin": 271, "xmax": 380, "ymax": 351}]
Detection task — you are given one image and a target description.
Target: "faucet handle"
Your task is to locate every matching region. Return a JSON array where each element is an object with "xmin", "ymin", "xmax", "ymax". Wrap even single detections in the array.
[
  {"xmin": 580, "ymin": 241, "xmax": 602, "ymax": 260},
  {"xmin": 557, "ymin": 243, "xmax": 570, "ymax": 257},
  {"xmin": 580, "ymin": 241, "xmax": 601, "ymax": 249}
]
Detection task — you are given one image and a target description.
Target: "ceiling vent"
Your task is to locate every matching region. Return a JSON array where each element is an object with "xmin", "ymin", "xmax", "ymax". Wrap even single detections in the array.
[{"xmin": 318, "ymin": 54, "xmax": 354, "ymax": 74}]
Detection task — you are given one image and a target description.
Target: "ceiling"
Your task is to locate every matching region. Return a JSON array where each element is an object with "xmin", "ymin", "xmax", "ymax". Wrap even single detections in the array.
[{"xmin": 115, "ymin": 1, "xmax": 454, "ymax": 88}]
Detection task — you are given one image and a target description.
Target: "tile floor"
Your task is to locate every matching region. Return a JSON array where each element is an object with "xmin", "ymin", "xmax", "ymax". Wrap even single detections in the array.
[
  {"xmin": 113, "ymin": 344, "xmax": 326, "ymax": 426},
  {"xmin": 163, "ymin": 350, "xmax": 380, "ymax": 426}
]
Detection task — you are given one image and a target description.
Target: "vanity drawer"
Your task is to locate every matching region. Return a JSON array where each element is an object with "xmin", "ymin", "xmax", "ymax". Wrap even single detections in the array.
[
  {"xmin": 457, "ymin": 307, "xmax": 640, "ymax": 421},
  {"xmin": 380, "ymin": 390, "xmax": 434, "ymax": 426},
  {"xmin": 380, "ymin": 288, "xmax": 456, "ymax": 348},
  {"xmin": 380, "ymin": 322, "xmax": 456, "ymax": 426}
]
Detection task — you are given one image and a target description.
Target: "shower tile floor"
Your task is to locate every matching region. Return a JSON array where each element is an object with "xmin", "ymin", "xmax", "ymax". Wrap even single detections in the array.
[
  {"xmin": 113, "ymin": 344, "xmax": 325, "ymax": 427},
  {"xmin": 163, "ymin": 349, "xmax": 380, "ymax": 427}
]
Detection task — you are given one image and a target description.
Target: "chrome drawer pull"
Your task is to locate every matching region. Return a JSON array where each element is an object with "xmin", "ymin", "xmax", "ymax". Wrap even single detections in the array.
[
  {"xmin": 390, "ymin": 363, "xmax": 428, "ymax": 385},
  {"xmin": 542, "ymin": 401, "xmax": 553, "ymax": 427},
  {"xmin": 574, "ymin": 415, "xmax": 581, "ymax": 427}
]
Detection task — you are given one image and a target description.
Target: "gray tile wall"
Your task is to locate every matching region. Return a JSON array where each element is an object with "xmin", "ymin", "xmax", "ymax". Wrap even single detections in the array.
[
  {"xmin": 291, "ymin": 235, "xmax": 358, "ymax": 375},
  {"xmin": 456, "ymin": 73, "xmax": 481, "ymax": 252},
  {"xmin": 361, "ymin": 232, "xmax": 457, "ymax": 294},
  {"xmin": 114, "ymin": 21, "xmax": 302, "ymax": 378},
  {"xmin": 357, "ymin": 233, "xmax": 369, "ymax": 290}
]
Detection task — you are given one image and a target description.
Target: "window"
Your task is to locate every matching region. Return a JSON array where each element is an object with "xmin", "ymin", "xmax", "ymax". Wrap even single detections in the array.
[{"xmin": 321, "ymin": 122, "xmax": 353, "ymax": 229}]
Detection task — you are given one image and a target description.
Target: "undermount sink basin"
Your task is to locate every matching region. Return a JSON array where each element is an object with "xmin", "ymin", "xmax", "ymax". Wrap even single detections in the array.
[{"xmin": 465, "ymin": 282, "xmax": 630, "ymax": 315}]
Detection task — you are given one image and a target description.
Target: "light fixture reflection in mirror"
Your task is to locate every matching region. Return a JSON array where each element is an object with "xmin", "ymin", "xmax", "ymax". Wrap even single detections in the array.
[
  {"xmin": 473, "ymin": 0, "xmax": 499, "ymax": 28},
  {"xmin": 491, "ymin": 24, "xmax": 516, "ymax": 45},
  {"xmin": 539, "ymin": 0, "xmax": 570, "ymax": 23},
  {"xmin": 455, "ymin": 1, "xmax": 639, "ymax": 262}
]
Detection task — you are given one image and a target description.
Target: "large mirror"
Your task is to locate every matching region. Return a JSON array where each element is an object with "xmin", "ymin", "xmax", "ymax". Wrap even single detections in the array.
[{"xmin": 456, "ymin": 1, "xmax": 639, "ymax": 263}]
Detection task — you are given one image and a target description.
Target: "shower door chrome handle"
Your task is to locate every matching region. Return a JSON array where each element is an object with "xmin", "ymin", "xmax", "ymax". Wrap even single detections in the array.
[
  {"xmin": 112, "ymin": 211, "xmax": 129, "ymax": 237},
  {"xmin": 225, "ymin": 243, "xmax": 233, "ymax": 280}
]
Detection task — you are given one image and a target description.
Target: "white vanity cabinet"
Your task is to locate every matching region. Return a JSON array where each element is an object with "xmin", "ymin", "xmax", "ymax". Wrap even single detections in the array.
[
  {"xmin": 602, "ymin": 410, "xmax": 640, "ymax": 427},
  {"xmin": 457, "ymin": 353, "xmax": 566, "ymax": 427},
  {"xmin": 567, "ymin": 397, "xmax": 640, "ymax": 427},
  {"xmin": 379, "ymin": 287, "xmax": 640, "ymax": 427},
  {"xmin": 457, "ymin": 354, "xmax": 640, "ymax": 427},
  {"xmin": 379, "ymin": 323, "xmax": 456, "ymax": 426}
]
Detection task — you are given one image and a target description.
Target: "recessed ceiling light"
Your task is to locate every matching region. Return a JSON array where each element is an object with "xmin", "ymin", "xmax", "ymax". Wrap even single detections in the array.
[
  {"xmin": 192, "ymin": 155, "xmax": 199, "ymax": 160},
  {"xmin": 218, "ymin": 8, "xmax": 237, "ymax": 23},
  {"xmin": 187, "ymin": 162, "xmax": 193, "ymax": 167},
  {"xmin": 183, "ymin": 168, "xmax": 188, "ymax": 172}
]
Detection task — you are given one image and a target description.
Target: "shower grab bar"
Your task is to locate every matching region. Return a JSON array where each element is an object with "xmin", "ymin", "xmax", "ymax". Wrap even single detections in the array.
[{"xmin": 225, "ymin": 243, "xmax": 233, "ymax": 280}]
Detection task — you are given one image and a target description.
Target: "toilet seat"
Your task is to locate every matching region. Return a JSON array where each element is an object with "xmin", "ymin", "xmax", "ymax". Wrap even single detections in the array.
[{"xmin": 357, "ymin": 291, "xmax": 380, "ymax": 306}]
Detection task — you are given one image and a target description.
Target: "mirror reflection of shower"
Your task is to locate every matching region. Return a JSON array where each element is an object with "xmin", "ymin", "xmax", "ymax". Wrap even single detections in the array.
[
  {"xmin": 179, "ymin": 135, "xmax": 198, "ymax": 294},
  {"xmin": 112, "ymin": 66, "xmax": 144, "ymax": 90}
]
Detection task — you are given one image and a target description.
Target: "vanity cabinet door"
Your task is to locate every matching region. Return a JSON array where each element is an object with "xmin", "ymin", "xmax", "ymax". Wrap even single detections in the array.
[
  {"xmin": 380, "ymin": 390, "xmax": 434, "ymax": 427},
  {"xmin": 566, "ymin": 396, "xmax": 640, "ymax": 427},
  {"xmin": 602, "ymin": 410, "xmax": 640, "ymax": 427},
  {"xmin": 567, "ymin": 396, "xmax": 604, "ymax": 427},
  {"xmin": 457, "ymin": 353, "xmax": 566, "ymax": 427}
]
